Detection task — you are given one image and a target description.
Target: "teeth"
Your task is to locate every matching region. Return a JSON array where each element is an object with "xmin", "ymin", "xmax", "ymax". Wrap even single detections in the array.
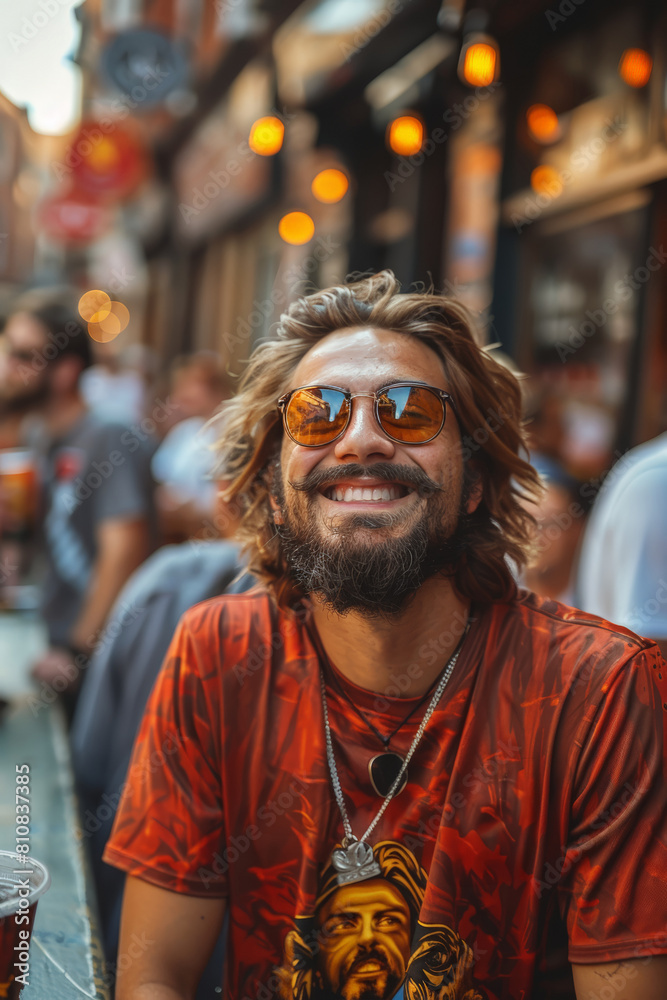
[{"xmin": 328, "ymin": 484, "xmax": 405, "ymax": 502}]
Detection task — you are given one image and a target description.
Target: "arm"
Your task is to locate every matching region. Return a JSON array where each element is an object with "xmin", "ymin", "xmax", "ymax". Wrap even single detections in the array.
[
  {"xmin": 573, "ymin": 957, "xmax": 667, "ymax": 999},
  {"xmin": 116, "ymin": 877, "xmax": 226, "ymax": 1000},
  {"xmin": 70, "ymin": 517, "xmax": 149, "ymax": 652}
]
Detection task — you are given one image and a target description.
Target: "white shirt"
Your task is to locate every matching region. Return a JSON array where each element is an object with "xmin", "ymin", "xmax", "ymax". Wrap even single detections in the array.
[
  {"xmin": 150, "ymin": 417, "xmax": 218, "ymax": 508},
  {"xmin": 576, "ymin": 433, "xmax": 667, "ymax": 638}
]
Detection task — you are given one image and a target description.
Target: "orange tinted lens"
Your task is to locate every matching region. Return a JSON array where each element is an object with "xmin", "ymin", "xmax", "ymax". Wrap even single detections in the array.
[
  {"xmin": 378, "ymin": 386, "xmax": 444, "ymax": 442},
  {"xmin": 285, "ymin": 387, "xmax": 349, "ymax": 446}
]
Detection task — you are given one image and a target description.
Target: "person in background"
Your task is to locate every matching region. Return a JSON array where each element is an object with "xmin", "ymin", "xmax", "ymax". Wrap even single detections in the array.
[
  {"xmin": 2, "ymin": 297, "xmax": 155, "ymax": 716},
  {"xmin": 151, "ymin": 351, "xmax": 227, "ymax": 541},
  {"xmin": 80, "ymin": 340, "xmax": 154, "ymax": 426},
  {"xmin": 521, "ymin": 466, "xmax": 588, "ymax": 605},
  {"xmin": 576, "ymin": 430, "xmax": 667, "ymax": 657}
]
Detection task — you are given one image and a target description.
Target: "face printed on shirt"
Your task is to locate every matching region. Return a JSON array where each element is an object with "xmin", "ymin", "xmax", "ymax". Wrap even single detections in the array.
[
  {"xmin": 316, "ymin": 880, "xmax": 412, "ymax": 999},
  {"xmin": 276, "ymin": 841, "xmax": 481, "ymax": 1000}
]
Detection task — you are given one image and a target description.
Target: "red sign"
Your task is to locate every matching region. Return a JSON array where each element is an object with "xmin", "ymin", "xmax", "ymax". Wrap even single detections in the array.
[
  {"xmin": 69, "ymin": 120, "xmax": 148, "ymax": 197},
  {"xmin": 37, "ymin": 191, "xmax": 112, "ymax": 244}
]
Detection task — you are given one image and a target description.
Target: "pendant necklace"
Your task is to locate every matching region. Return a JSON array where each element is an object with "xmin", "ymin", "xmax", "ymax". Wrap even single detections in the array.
[
  {"xmin": 319, "ymin": 621, "xmax": 470, "ymax": 886},
  {"xmin": 311, "ymin": 619, "xmax": 470, "ymax": 797}
]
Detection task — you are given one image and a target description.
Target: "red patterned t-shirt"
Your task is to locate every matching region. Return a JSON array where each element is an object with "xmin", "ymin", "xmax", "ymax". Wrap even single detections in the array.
[{"xmin": 104, "ymin": 588, "xmax": 667, "ymax": 999}]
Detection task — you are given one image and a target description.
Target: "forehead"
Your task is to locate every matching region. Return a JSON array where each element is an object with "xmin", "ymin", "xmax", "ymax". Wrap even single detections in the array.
[
  {"xmin": 4, "ymin": 312, "xmax": 48, "ymax": 349},
  {"xmin": 320, "ymin": 880, "xmax": 410, "ymax": 918},
  {"xmin": 289, "ymin": 327, "xmax": 448, "ymax": 390}
]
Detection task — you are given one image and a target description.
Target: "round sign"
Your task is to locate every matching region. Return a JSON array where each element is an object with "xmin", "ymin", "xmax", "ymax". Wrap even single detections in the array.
[{"xmin": 101, "ymin": 28, "xmax": 188, "ymax": 109}]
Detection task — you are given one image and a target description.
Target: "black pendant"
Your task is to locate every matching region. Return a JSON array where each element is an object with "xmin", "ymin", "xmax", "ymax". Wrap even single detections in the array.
[{"xmin": 368, "ymin": 752, "xmax": 407, "ymax": 797}]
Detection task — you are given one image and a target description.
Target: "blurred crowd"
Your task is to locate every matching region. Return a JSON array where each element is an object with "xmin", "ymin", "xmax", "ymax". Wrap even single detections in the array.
[
  {"xmin": 0, "ymin": 294, "xmax": 238, "ymax": 710},
  {"xmin": 0, "ymin": 291, "xmax": 665, "ymax": 994}
]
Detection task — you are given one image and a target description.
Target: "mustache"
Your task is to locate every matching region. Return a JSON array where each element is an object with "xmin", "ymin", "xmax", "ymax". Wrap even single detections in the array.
[
  {"xmin": 345, "ymin": 946, "xmax": 392, "ymax": 977},
  {"xmin": 288, "ymin": 463, "xmax": 444, "ymax": 498}
]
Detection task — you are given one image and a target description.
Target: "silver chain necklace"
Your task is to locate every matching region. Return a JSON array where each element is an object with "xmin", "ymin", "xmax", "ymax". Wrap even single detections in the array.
[{"xmin": 319, "ymin": 622, "xmax": 469, "ymax": 886}]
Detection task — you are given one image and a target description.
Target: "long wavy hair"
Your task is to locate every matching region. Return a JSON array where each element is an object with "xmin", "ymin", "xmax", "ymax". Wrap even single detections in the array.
[{"xmin": 215, "ymin": 270, "xmax": 541, "ymax": 611}]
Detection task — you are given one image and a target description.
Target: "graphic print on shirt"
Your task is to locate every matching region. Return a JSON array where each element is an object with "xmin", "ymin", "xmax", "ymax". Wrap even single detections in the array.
[{"xmin": 275, "ymin": 840, "xmax": 482, "ymax": 1000}]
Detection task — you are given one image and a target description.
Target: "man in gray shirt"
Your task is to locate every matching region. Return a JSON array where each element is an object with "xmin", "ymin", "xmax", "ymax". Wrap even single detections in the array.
[{"xmin": 3, "ymin": 300, "xmax": 155, "ymax": 715}]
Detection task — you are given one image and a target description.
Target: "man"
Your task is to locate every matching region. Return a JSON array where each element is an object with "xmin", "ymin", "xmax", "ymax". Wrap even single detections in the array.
[
  {"xmin": 2, "ymin": 300, "xmax": 154, "ymax": 712},
  {"xmin": 105, "ymin": 271, "xmax": 667, "ymax": 999},
  {"xmin": 576, "ymin": 431, "xmax": 667, "ymax": 657}
]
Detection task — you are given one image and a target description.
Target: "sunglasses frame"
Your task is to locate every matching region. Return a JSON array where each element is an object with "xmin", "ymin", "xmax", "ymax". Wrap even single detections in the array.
[{"xmin": 276, "ymin": 381, "xmax": 456, "ymax": 448}]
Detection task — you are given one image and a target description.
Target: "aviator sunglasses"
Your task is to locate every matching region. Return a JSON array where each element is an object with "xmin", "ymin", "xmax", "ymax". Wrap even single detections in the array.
[{"xmin": 277, "ymin": 382, "xmax": 456, "ymax": 448}]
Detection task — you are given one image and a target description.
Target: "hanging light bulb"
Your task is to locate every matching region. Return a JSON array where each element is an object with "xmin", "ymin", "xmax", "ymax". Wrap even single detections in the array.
[{"xmin": 458, "ymin": 34, "xmax": 500, "ymax": 87}]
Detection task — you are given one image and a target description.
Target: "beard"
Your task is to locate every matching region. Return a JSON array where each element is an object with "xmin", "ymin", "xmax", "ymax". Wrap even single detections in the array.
[{"xmin": 272, "ymin": 460, "xmax": 472, "ymax": 621}]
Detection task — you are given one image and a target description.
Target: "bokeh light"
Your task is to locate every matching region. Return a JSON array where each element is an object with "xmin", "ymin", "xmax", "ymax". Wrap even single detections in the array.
[
  {"xmin": 278, "ymin": 212, "xmax": 315, "ymax": 245},
  {"xmin": 87, "ymin": 301, "xmax": 130, "ymax": 343},
  {"xmin": 461, "ymin": 41, "xmax": 498, "ymax": 87},
  {"xmin": 526, "ymin": 104, "xmax": 561, "ymax": 144},
  {"xmin": 249, "ymin": 117, "xmax": 285, "ymax": 156},
  {"xmin": 78, "ymin": 289, "xmax": 111, "ymax": 323},
  {"xmin": 387, "ymin": 116, "xmax": 424, "ymax": 156},
  {"xmin": 311, "ymin": 168, "xmax": 349, "ymax": 203},
  {"xmin": 530, "ymin": 165, "xmax": 563, "ymax": 198},
  {"xmin": 618, "ymin": 48, "xmax": 652, "ymax": 88}
]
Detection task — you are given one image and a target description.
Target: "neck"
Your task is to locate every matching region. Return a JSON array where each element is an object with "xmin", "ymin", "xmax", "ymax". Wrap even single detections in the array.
[
  {"xmin": 43, "ymin": 392, "xmax": 87, "ymax": 438},
  {"xmin": 310, "ymin": 576, "xmax": 470, "ymax": 698}
]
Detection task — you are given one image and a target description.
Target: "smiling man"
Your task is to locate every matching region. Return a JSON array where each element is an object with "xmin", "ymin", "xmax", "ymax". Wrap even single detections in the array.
[{"xmin": 105, "ymin": 271, "xmax": 667, "ymax": 1000}]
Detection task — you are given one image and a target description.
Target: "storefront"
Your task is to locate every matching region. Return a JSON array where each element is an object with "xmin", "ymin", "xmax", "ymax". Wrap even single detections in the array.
[{"xmin": 492, "ymin": 0, "xmax": 667, "ymax": 474}]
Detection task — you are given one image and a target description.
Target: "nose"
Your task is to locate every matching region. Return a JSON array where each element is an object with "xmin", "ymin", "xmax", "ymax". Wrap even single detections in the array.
[
  {"xmin": 332, "ymin": 395, "xmax": 395, "ymax": 463},
  {"xmin": 357, "ymin": 912, "xmax": 377, "ymax": 947}
]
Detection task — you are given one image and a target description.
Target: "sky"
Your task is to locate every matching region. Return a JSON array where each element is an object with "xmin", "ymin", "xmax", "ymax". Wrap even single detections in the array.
[{"xmin": 0, "ymin": 0, "xmax": 82, "ymax": 135}]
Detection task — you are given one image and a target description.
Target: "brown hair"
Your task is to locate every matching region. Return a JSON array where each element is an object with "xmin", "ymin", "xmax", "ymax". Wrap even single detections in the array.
[{"xmin": 215, "ymin": 270, "xmax": 541, "ymax": 610}]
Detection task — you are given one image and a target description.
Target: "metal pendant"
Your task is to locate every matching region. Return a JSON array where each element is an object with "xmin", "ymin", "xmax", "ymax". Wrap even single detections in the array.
[
  {"xmin": 368, "ymin": 752, "xmax": 407, "ymax": 797},
  {"xmin": 331, "ymin": 838, "xmax": 382, "ymax": 886}
]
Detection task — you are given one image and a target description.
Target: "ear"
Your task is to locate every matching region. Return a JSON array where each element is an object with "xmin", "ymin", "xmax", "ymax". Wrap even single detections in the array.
[
  {"xmin": 268, "ymin": 493, "xmax": 284, "ymax": 524},
  {"xmin": 265, "ymin": 458, "xmax": 284, "ymax": 525},
  {"xmin": 465, "ymin": 464, "xmax": 484, "ymax": 514}
]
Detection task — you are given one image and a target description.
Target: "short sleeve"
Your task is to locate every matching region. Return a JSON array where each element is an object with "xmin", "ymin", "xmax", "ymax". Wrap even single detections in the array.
[
  {"xmin": 559, "ymin": 645, "xmax": 667, "ymax": 963},
  {"xmin": 103, "ymin": 611, "xmax": 227, "ymax": 897},
  {"xmin": 93, "ymin": 423, "xmax": 154, "ymax": 524}
]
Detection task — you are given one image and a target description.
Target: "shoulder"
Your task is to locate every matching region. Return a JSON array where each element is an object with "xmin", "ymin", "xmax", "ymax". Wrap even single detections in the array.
[
  {"xmin": 491, "ymin": 591, "xmax": 660, "ymax": 688},
  {"xmin": 177, "ymin": 586, "xmax": 303, "ymax": 663},
  {"xmin": 594, "ymin": 435, "xmax": 667, "ymax": 511}
]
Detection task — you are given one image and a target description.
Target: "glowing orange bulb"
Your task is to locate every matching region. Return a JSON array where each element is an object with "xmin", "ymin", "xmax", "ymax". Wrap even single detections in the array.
[
  {"xmin": 388, "ymin": 116, "xmax": 424, "ymax": 156},
  {"xmin": 87, "ymin": 301, "xmax": 130, "ymax": 342},
  {"xmin": 618, "ymin": 48, "xmax": 652, "ymax": 88},
  {"xmin": 526, "ymin": 104, "xmax": 561, "ymax": 143},
  {"xmin": 530, "ymin": 165, "xmax": 563, "ymax": 197},
  {"xmin": 249, "ymin": 116, "xmax": 285, "ymax": 156},
  {"xmin": 278, "ymin": 212, "xmax": 315, "ymax": 245},
  {"xmin": 78, "ymin": 289, "xmax": 111, "ymax": 323},
  {"xmin": 311, "ymin": 168, "xmax": 349, "ymax": 204},
  {"xmin": 462, "ymin": 42, "xmax": 498, "ymax": 87}
]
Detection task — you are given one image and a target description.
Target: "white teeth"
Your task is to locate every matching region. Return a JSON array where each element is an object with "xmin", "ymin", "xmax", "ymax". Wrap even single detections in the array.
[{"xmin": 327, "ymin": 484, "xmax": 405, "ymax": 502}]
